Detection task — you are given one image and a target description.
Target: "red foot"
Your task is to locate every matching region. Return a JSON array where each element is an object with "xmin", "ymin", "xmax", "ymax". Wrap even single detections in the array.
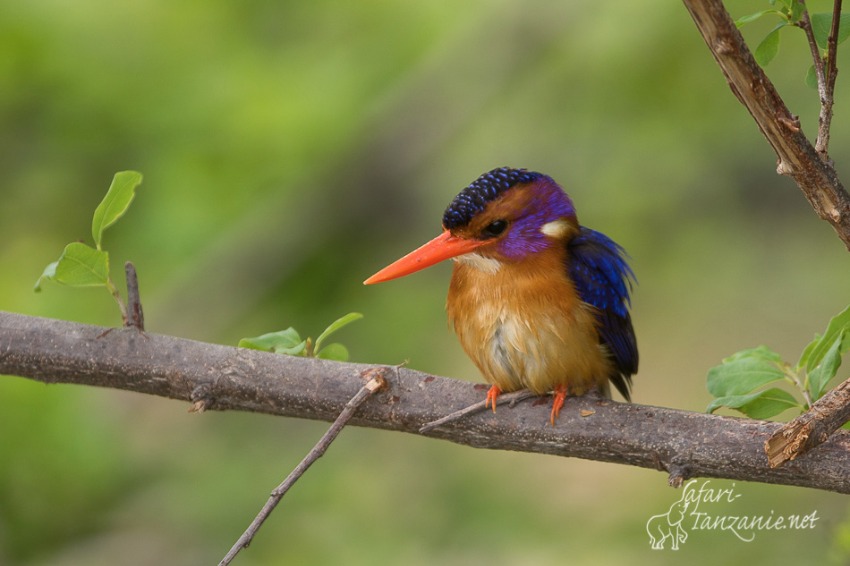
[
  {"xmin": 550, "ymin": 385, "xmax": 569, "ymax": 425},
  {"xmin": 485, "ymin": 385, "xmax": 502, "ymax": 413}
]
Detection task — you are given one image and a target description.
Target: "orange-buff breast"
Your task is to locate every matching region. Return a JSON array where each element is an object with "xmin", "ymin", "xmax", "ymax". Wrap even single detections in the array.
[{"xmin": 446, "ymin": 247, "xmax": 613, "ymax": 397}]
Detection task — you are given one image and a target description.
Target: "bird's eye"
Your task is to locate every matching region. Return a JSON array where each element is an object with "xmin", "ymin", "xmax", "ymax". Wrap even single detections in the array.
[{"xmin": 482, "ymin": 219, "xmax": 509, "ymax": 238}]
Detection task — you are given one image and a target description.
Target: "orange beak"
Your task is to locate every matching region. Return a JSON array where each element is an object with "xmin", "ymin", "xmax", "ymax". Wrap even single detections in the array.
[{"xmin": 364, "ymin": 229, "xmax": 488, "ymax": 284}]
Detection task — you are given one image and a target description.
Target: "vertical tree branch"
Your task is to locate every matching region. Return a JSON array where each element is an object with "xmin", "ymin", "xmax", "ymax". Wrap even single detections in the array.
[{"xmin": 682, "ymin": 0, "xmax": 850, "ymax": 250}]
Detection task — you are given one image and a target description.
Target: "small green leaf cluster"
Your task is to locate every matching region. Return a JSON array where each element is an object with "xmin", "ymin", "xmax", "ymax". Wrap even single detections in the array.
[
  {"xmin": 707, "ymin": 305, "xmax": 850, "ymax": 419},
  {"xmin": 239, "ymin": 312, "xmax": 363, "ymax": 362},
  {"xmin": 34, "ymin": 171, "xmax": 143, "ymax": 320},
  {"xmin": 736, "ymin": 1, "xmax": 850, "ymax": 86}
]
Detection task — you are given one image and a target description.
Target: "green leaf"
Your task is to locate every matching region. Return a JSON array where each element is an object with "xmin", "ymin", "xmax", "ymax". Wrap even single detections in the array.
[
  {"xmin": 840, "ymin": 14, "xmax": 850, "ymax": 45},
  {"xmin": 805, "ymin": 64, "xmax": 818, "ymax": 89},
  {"xmin": 33, "ymin": 261, "xmax": 58, "ymax": 292},
  {"xmin": 798, "ymin": 305, "xmax": 850, "ymax": 371},
  {"xmin": 45, "ymin": 242, "xmax": 110, "ymax": 287},
  {"xmin": 707, "ymin": 388, "xmax": 800, "ymax": 419},
  {"xmin": 91, "ymin": 171, "xmax": 143, "ymax": 249},
  {"xmin": 724, "ymin": 345, "xmax": 784, "ymax": 363},
  {"xmin": 808, "ymin": 331, "xmax": 845, "ymax": 401},
  {"xmin": 276, "ymin": 340, "xmax": 308, "ymax": 356},
  {"xmin": 738, "ymin": 388, "xmax": 801, "ymax": 420},
  {"xmin": 811, "ymin": 13, "xmax": 850, "ymax": 50},
  {"xmin": 313, "ymin": 312, "xmax": 363, "ymax": 354},
  {"xmin": 735, "ymin": 10, "xmax": 780, "ymax": 27},
  {"xmin": 316, "ymin": 343, "xmax": 350, "ymax": 361},
  {"xmin": 239, "ymin": 328, "xmax": 305, "ymax": 355},
  {"xmin": 755, "ymin": 24, "xmax": 785, "ymax": 66},
  {"xmin": 707, "ymin": 346, "xmax": 787, "ymax": 397}
]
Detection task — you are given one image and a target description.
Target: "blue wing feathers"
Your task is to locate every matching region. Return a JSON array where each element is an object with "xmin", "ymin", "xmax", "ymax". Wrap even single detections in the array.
[{"xmin": 568, "ymin": 227, "xmax": 638, "ymax": 400}]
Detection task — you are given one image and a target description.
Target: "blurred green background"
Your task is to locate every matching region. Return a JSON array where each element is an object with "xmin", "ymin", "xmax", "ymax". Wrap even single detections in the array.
[{"xmin": 2, "ymin": 0, "xmax": 850, "ymax": 564}]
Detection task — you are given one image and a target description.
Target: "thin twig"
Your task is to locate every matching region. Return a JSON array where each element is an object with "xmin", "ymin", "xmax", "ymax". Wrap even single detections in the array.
[
  {"xmin": 124, "ymin": 261, "xmax": 145, "ymax": 331},
  {"xmin": 825, "ymin": 0, "xmax": 843, "ymax": 87},
  {"xmin": 419, "ymin": 389, "xmax": 538, "ymax": 433},
  {"xmin": 817, "ymin": 0, "xmax": 843, "ymax": 155},
  {"xmin": 219, "ymin": 370, "xmax": 387, "ymax": 566},
  {"xmin": 798, "ymin": 4, "xmax": 827, "ymax": 101}
]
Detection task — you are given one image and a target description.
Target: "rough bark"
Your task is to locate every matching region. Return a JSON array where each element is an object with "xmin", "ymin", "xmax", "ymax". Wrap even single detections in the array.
[{"xmin": 2, "ymin": 311, "xmax": 850, "ymax": 494}]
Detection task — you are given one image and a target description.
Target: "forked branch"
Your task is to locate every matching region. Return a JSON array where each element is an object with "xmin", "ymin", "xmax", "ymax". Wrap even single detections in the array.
[{"xmin": 683, "ymin": 0, "xmax": 850, "ymax": 249}]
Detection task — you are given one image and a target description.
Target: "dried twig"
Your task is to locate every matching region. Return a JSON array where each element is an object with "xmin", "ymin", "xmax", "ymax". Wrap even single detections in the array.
[{"xmin": 219, "ymin": 370, "xmax": 387, "ymax": 566}]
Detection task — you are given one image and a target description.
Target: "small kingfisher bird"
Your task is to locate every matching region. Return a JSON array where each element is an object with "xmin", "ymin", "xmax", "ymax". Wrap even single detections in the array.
[{"xmin": 364, "ymin": 167, "xmax": 637, "ymax": 423}]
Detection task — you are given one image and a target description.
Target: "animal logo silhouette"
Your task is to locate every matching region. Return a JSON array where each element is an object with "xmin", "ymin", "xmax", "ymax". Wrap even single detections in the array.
[{"xmin": 646, "ymin": 494, "xmax": 690, "ymax": 550}]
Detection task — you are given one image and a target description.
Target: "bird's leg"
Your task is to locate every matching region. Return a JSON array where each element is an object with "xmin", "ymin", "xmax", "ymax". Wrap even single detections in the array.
[
  {"xmin": 550, "ymin": 384, "xmax": 569, "ymax": 425},
  {"xmin": 484, "ymin": 385, "xmax": 502, "ymax": 413}
]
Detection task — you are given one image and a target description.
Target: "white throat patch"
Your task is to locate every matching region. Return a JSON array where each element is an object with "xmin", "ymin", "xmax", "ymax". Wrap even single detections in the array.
[{"xmin": 455, "ymin": 252, "xmax": 502, "ymax": 274}]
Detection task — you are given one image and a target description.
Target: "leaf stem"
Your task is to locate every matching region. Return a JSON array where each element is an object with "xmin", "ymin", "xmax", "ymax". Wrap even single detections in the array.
[
  {"xmin": 783, "ymin": 364, "xmax": 813, "ymax": 408},
  {"xmin": 105, "ymin": 276, "xmax": 128, "ymax": 325}
]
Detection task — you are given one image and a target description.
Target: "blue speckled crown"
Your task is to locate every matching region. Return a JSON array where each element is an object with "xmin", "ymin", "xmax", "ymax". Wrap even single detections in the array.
[{"xmin": 442, "ymin": 167, "xmax": 542, "ymax": 229}]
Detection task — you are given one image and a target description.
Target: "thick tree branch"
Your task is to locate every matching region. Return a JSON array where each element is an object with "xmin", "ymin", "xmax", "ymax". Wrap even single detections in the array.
[
  {"xmin": 683, "ymin": 0, "xmax": 850, "ymax": 250},
  {"xmin": 2, "ymin": 311, "xmax": 850, "ymax": 494}
]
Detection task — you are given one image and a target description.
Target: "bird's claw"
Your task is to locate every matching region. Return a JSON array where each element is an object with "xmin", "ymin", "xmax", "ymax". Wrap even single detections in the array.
[
  {"xmin": 550, "ymin": 385, "xmax": 569, "ymax": 425},
  {"xmin": 485, "ymin": 385, "xmax": 502, "ymax": 413}
]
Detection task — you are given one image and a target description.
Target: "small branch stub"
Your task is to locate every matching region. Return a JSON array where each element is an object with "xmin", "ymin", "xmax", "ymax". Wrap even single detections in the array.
[
  {"xmin": 667, "ymin": 465, "xmax": 690, "ymax": 489},
  {"xmin": 124, "ymin": 261, "xmax": 145, "ymax": 331},
  {"xmin": 189, "ymin": 384, "xmax": 213, "ymax": 413},
  {"xmin": 765, "ymin": 377, "xmax": 850, "ymax": 468},
  {"xmin": 361, "ymin": 366, "xmax": 389, "ymax": 393}
]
